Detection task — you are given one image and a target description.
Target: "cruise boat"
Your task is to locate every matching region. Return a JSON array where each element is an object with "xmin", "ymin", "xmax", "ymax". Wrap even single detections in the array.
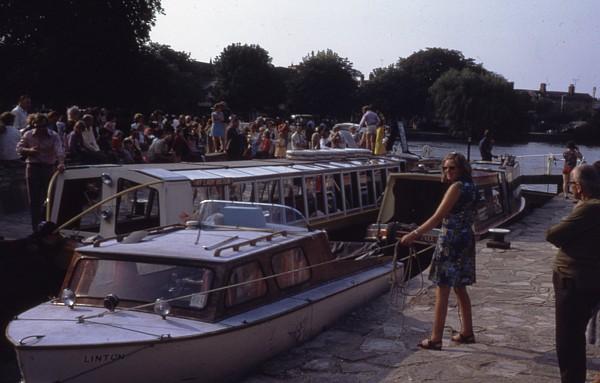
[
  {"xmin": 7, "ymin": 200, "xmax": 404, "ymax": 383},
  {"xmin": 48, "ymin": 152, "xmax": 406, "ymax": 242}
]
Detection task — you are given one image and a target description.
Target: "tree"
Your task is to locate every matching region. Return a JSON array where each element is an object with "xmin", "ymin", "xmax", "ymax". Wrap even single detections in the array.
[
  {"xmin": 0, "ymin": 0, "xmax": 163, "ymax": 109},
  {"xmin": 429, "ymin": 68, "xmax": 525, "ymax": 139},
  {"xmin": 360, "ymin": 65, "xmax": 414, "ymax": 120},
  {"xmin": 135, "ymin": 43, "xmax": 214, "ymax": 113},
  {"xmin": 213, "ymin": 43, "xmax": 283, "ymax": 118},
  {"xmin": 396, "ymin": 48, "xmax": 482, "ymax": 117},
  {"xmin": 288, "ymin": 50, "xmax": 360, "ymax": 119}
]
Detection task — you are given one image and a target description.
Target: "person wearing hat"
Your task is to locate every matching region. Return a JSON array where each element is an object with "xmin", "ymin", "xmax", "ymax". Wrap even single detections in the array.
[{"xmin": 211, "ymin": 102, "xmax": 226, "ymax": 152}]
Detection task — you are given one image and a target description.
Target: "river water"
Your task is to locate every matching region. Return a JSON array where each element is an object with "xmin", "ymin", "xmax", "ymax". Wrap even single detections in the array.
[{"xmin": 407, "ymin": 139, "xmax": 600, "ymax": 176}]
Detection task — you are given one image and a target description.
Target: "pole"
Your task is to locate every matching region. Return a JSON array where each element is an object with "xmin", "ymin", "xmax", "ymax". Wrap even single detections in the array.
[{"xmin": 467, "ymin": 136, "xmax": 472, "ymax": 161}]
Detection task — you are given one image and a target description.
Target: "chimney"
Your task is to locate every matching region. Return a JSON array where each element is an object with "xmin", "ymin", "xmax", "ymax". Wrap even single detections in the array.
[
  {"xmin": 539, "ymin": 83, "xmax": 547, "ymax": 94},
  {"xmin": 568, "ymin": 84, "xmax": 575, "ymax": 96}
]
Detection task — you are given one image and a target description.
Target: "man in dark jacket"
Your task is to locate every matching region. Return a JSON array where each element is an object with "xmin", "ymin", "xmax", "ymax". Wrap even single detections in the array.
[{"xmin": 546, "ymin": 164, "xmax": 600, "ymax": 383}]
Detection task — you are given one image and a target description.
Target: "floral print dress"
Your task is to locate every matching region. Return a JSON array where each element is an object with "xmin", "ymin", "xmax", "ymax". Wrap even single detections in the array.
[{"xmin": 429, "ymin": 179, "xmax": 478, "ymax": 287}]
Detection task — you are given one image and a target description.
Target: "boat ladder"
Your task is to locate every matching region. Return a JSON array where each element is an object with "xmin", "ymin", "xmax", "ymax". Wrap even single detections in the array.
[{"xmin": 214, "ymin": 231, "xmax": 288, "ymax": 257}]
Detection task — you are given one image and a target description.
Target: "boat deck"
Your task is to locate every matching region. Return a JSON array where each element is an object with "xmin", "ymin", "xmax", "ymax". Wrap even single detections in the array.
[{"xmin": 241, "ymin": 196, "xmax": 600, "ymax": 383}]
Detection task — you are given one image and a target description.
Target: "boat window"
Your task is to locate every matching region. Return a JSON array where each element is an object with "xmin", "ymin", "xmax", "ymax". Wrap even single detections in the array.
[
  {"xmin": 115, "ymin": 179, "xmax": 160, "ymax": 234},
  {"xmin": 256, "ymin": 179, "xmax": 281, "ymax": 204},
  {"xmin": 343, "ymin": 172, "xmax": 360, "ymax": 210},
  {"xmin": 225, "ymin": 262, "xmax": 267, "ymax": 307},
  {"xmin": 325, "ymin": 174, "xmax": 343, "ymax": 215},
  {"xmin": 282, "ymin": 177, "xmax": 306, "ymax": 217},
  {"xmin": 70, "ymin": 259, "xmax": 213, "ymax": 310},
  {"xmin": 362, "ymin": 170, "xmax": 375, "ymax": 207},
  {"xmin": 193, "ymin": 185, "xmax": 225, "ymax": 211},
  {"xmin": 374, "ymin": 169, "xmax": 385, "ymax": 198},
  {"xmin": 305, "ymin": 175, "xmax": 325, "ymax": 218},
  {"xmin": 229, "ymin": 181, "xmax": 255, "ymax": 202},
  {"xmin": 271, "ymin": 247, "xmax": 311, "ymax": 289},
  {"xmin": 57, "ymin": 177, "xmax": 103, "ymax": 232}
]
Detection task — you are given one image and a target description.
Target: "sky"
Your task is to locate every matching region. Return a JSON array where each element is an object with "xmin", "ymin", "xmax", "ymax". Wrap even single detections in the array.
[{"xmin": 149, "ymin": 0, "xmax": 600, "ymax": 96}]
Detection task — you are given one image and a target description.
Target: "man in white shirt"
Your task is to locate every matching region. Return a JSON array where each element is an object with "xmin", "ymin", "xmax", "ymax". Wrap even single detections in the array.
[
  {"xmin": 12, "ymin": 95, "xmax": 31, "ymax": 133},
  {"xmin": 291, "ymin": 126, "xmax": 307, "ymax": 150},
  {"xmin": 358, "ymin": 105, "xmax": 380, "ymax": 152}
]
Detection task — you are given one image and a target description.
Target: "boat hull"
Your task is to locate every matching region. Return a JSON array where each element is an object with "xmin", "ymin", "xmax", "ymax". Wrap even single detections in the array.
[{"xmin": 11, "ymin": 263, "xmax": 400, "ymax": 383}]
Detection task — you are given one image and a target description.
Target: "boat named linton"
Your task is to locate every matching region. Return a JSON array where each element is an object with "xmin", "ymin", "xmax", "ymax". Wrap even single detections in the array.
[{"xmin": 7, "ymin": 201, "xmax": 404, "ymax": 382}]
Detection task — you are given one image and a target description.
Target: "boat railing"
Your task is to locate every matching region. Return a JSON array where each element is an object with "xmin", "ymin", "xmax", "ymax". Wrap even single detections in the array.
[
  {"xmin": 213, "ymin": 230, "xmax": 289, "ymax": 257},
  {"xmin": 91, "ymin": 223, "xmax": 185, "ymax": 247}
]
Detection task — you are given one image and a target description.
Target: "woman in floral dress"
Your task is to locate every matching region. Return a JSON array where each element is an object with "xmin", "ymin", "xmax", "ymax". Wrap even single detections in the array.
[{"xmin": 401, "ymin": 152, "xmax": 477, "ymax": 350}]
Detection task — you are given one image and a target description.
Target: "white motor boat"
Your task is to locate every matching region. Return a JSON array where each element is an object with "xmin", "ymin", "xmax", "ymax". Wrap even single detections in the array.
[{"xmin": 6, "ymin": 200, "xmax": 403, "ymax": 383}]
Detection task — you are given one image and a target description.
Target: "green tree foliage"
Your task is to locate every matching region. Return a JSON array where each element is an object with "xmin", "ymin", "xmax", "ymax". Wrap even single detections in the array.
[
  {"xmin": 213, "ymin": 43, "xmax": 284, "ymax": 118},
  {"xmin": 135, "ymin": 43, "xmax": 214, "ymax": 113},
  {"xmin": 360, "ymin": 65, "xmax": 414, "ymax": 119},
  {"xmin": 288, "ymin": 50, "xmax": 360, "ymax": 119},
  {"xmin": 397, "ymin": 48, "xmax": 481, "ymax": 116},
  {"xmin": 0, "ymin": 0, "xmax": 163, "ymax": 109},
  {"xmin": 429, "ymin": 68, "xmax": 525, "ymax": 139}
]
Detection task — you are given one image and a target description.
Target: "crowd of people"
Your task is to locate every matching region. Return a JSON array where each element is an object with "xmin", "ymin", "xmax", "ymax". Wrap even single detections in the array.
[{"xmin": 0, "ymin": 97, "xmax": 393, "ymax": 168}]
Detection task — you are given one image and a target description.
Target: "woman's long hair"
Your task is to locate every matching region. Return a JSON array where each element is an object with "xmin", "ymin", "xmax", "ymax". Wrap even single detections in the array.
[{"xmin": 441, "ymin": 152, "xmax": 472, "ymax": 184}]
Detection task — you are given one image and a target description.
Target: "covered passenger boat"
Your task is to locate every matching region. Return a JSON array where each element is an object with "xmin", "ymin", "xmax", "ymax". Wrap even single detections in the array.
[
  {"xmin": 7, "ymin": 201, "xmax": 403, "ymax": 383},
  {"xmin": 49, "ymin": 153, "xmax": 406, "ymax": 242}
]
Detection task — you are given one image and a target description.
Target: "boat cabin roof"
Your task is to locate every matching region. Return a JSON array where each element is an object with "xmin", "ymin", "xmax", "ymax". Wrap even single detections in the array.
[
  {"xmin": 78, "ymin": 226, "xmax": 315, "ymax": 264},
  {"xmin": 65, "ymin": 156, "xmax": 405, "ymax": 185}
]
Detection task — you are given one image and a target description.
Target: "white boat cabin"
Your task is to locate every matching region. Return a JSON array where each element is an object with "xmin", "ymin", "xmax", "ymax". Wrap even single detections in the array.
[{"xmin": 49, "ymin": 154, "xmax": 406, "ymax": 240}]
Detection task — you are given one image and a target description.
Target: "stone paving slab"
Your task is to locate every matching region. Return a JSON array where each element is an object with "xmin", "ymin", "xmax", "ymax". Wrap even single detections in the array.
[{"xmin": 243, "ymin": 197, "xmax": 600, "ymax": 383}]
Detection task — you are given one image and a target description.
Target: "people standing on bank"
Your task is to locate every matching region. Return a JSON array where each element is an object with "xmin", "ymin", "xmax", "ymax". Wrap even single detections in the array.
[
  {"xmin": 546, "ymin": 164, "xmax": 600, "ymax": 383},
  {"xmin": 0, "ymin": 112, "xmax": 23, "ymax": 213},
  {"xmin": 478, "ymin": 129, "xmax": 497, "ymax": 161},
  {"xmin": 225, "ymin": 116, "xmax": 244, "ymax": 161},
  {"xmin": 562, "ymin": 141, "xmax": 583, "ymax": 199},
  {"xmin": 373, "ymin": 122, "xmax": 387, "ymax": 155},
  {"xmin": 358, "ymin": 105, "xmax": 380, "ymax": 152},
  {"xmin": 210, "ymin": 102, "xmax": 226, "ymax": 153},
  {"xmin": 12, "ymin": 95, "xmax": 31, "ymax": 133},
  {"xmin": 291, "ymin": 126, "xmax": 307, "ymax": 150},
  {"xmin": 401, "ymin": 152, "xmax": 477, "ymax": 350},
  {"xmin": 16, "ymin": 113, "xmax": 65, "ymax": 232},
  {"xmin": 0, "ymin": 112, "xmax": 21, "ymax": 165}
]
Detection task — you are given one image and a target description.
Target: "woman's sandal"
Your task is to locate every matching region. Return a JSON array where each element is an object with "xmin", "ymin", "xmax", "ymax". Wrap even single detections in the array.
[
  {"xmin": 417, "ymin": 338, "xmax": 442, "ymax": 351},
  {"xmin": 451, "ymin": 332, "xmax": 476, "ymax": 344}
]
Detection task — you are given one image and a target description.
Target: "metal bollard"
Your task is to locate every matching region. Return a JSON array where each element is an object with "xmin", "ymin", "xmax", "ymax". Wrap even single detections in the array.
[{"xmin": 487, "ymin": 228, "xmax": 511, "ymax": 249}]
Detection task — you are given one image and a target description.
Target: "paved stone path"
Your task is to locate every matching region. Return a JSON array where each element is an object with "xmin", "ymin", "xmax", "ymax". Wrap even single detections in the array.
[
  {"xmin": 1, "ymin": 198, "xmax": 599, "ymax": 382},
  {"xmin": 242, "ymin": 197, "xmax": 600, "ymax": 383}
]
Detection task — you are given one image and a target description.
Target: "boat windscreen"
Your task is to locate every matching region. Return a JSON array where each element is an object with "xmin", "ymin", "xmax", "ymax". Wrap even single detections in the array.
[
  {"xmin": 69, "ymin": 259, "xmax": 213, "ymax": 310},
  {"xmin": 196, "ymin": 200, "xmax": 308, "ymax": 230}
]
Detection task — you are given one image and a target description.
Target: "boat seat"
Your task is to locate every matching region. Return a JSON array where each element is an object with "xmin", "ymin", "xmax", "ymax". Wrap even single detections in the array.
[{"xmin": 222, "ymin": 206, "xmax": 266, "ymax": 228}]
